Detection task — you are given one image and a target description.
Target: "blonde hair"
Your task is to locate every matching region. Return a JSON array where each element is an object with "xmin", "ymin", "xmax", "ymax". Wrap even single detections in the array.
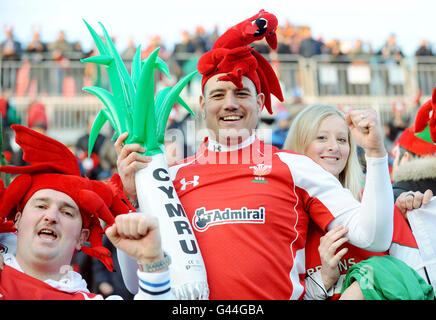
[{"xmin": 283, "ymin": 104, "xmax": 363, "ymax": 200}]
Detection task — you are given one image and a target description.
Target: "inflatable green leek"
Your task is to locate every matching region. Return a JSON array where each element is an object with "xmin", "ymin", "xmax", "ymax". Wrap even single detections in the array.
[
  {"xmin": 81, "ymin": 19, "xmax": 196, "ymax": 157},
  {"xmin": 81, "ymin": 21, "xmax": 209, "ymax": 300}
]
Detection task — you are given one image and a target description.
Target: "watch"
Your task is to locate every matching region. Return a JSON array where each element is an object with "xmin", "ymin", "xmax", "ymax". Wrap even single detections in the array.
[
  {"xmin": 138, "ymin": 252, "xmax": 171, "ymax": 273},
  {"xmin": 127, "ymin": 196, "xmax": 139, "ymax": 209}
]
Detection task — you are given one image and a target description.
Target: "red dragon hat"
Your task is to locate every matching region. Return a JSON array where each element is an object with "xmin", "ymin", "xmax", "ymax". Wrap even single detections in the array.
[
  {"xmin": 397, "ymin": 88, "xmax": 436, "ymax": 156},
  {"xmin": 0, "ymin": 125, "xmax": 134, "ymax": 271},
  {"xmin": 197, "ymin": 9, "xmax": 284, "ymax": 114}
]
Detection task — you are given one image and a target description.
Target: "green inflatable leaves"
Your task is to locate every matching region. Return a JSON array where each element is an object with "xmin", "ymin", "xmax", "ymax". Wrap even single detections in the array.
[{"xmin": 81, "ymin": 20, "xmax": 197, "ymax": 157}]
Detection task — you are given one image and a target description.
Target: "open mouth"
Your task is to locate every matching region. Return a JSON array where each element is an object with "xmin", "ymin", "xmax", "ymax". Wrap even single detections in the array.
[
  {"xmin": 321, "ymin": 156, "xmax": 340, "ymax": 161},
  {"xmin": 38, "ymin": 228, "xmax": 58, "ymax": 240},
  {"xmin": 220, "ymin": 115, "xmax": 243, "ymax": 122}
]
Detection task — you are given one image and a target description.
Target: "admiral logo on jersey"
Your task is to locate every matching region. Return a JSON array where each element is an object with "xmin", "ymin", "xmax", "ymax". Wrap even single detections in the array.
[{"xmin": 193, "ymin": 206, "xmax": 266, "ymax": 232}]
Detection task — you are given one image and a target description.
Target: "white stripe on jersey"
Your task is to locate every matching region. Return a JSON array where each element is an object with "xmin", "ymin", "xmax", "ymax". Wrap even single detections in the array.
[
  {"xmin": 169, "ymin": 158, "xmax": 196, "ymax": 181},
  {"xmin": 286, "ymin": 161, "xmax": 305, "ymax": 300},
  {"xmin": 276, "ymin": 152, "xmax": 360, "ymax": 219},
  {"xmin": 290, "ymin": 248, "xmax": 306, "ymax": 300}
]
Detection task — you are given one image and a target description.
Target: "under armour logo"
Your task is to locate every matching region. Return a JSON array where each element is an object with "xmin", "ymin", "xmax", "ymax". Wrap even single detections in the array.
[
  {"xmin": 213, "ymin": 145, "xmax": 222, "ymax": 152},
  {"xmin": 180, "ymin": 176, "xmax": 200, "ymax": 190}
]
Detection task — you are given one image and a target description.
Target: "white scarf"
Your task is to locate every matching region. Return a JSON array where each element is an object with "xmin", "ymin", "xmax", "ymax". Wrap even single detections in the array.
[{"xmin": 3, "ymin": 253, "xmax": 90, "ymax": 293}]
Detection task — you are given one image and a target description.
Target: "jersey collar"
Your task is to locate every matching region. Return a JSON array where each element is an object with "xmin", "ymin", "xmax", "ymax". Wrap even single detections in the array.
[{"xmin": 207, "ymin": 134, "xmax": 257, "ymax": 152}]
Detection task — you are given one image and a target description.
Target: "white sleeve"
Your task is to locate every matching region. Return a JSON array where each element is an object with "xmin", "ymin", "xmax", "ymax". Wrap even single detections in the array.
[
  {"xmin": 277, "ymin": 153, "xmax": 393, "ymax": 252},
  {"xmin": 116, "ymin": 248, "xmax": 176, "ymax": 299},
  {"xmin": 304, "ymin": 270, "xmax": 333, "ymax": 300},
  {"xmin": 134, "ymin": 270, "xmax": 176, "ymax": 300},
  {"xmin": 327, "ymin": 155, "xmax": 394, "ymax": 251},
  {"xmin": 116, "ymin": 248, "xmax": 139, "ymax": 294}
]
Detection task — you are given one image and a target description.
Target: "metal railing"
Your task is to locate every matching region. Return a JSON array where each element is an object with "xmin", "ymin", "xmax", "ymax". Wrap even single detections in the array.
[
  {"xmin": 1, "ymin": 53, "xmax": 435, "ymax": 144},
  {"xmin": 3, "ymin": 54, "xmax": 435, "ymax": 97}
]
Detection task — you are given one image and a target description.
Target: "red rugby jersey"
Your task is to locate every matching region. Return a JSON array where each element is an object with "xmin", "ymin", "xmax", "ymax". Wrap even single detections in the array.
[
  {"xmin": 305, "ymin": 206, "xmax": 420, "ymax": 299},
  {"xmin": 0, "ymin": 265, "xmax": 102, "ymax": 300},
  {"xmin": 170, "ymin": 137, "xmax": 362, "ymax": 299}
]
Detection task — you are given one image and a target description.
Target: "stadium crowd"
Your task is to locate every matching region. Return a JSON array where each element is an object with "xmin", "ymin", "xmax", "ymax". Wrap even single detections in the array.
[{"xmin": 1, "ymin": 21, "xmax": 435, "ymax": 64}]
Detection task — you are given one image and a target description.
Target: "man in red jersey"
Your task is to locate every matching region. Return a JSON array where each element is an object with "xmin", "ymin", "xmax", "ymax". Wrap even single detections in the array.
[
  {"xmin": 114, "ymin": 10, "xmax": 394, "ymax": 299},
  {"xmin": 0, "ymin": 125, "xmax": 172, "ymax": 300}
]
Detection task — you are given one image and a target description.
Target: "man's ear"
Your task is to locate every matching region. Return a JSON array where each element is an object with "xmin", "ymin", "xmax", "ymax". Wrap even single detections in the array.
[
  {"xmin": 199, "ymin": 95, "xmax": 206, "ymax": 119},
  {"xmin": 77, "ymin": 228, "xmax": 90, "ymax": 251},
  {"xmin": 400, "ymin": 151, "xmax": 412, "ymax": 165},
  {"xmin": 14, "ymin": 212, "xmax": 22, "ymax": 230},
  {"xmin": 257, "ymin": 93, "xmax": 265, "ymax": 114}
]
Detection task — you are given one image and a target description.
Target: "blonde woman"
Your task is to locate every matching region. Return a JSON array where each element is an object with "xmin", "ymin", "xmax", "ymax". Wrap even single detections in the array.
[
  {"xmin": 283, "ymin": 104, "xmax": 431, "ymax": 300},
  {"xmin": 284, "ymin": 104, "xmax": 363, "ymax": 201}
]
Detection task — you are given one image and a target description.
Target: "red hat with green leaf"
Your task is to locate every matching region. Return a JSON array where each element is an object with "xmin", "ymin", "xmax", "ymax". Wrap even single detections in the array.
[{"xmin": 397, "ymin": 88, "xmax": 436, "ymax": 156}]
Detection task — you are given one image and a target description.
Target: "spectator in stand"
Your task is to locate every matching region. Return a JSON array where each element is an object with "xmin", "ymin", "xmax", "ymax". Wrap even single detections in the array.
[
  {"xmin": 288, "ymin": 24, "xmax": 303, "ymax": 55},
  {"xmin": 25, "ymin": 29, "xmax": 47, "ymax": 63},
  {"xmin": 378, "ymin": 33, "xmax": 404, "ymax": 63},
  {"xmin": 276, "ymin": 26, "xmax": 292, "ymax": 54},
  {"xmin": 0, "ymin": 90, "xmax": 20, "ymax": 130},
  {"xmin": 191, "ymin": 26, "xmax": 208, "ymax": 53},
  {"xmin": 48, "ymin": 31, "xmax": 73, "ymax": 94},
  {"xmin": 349, "ymin": 39, "xmax": 373, "ymax": 59},
  {"xmin": 0, "ymin": 26, "xmax": 22, "ymax": 61},
  {"xmin": 325, "ymin": 39, "xmax": 347, "ymax": 62},
  {"xmin": 141, "ymin": 35, "xmax": 170, "ymax": 88},
  {"xmin": 298, "ymin": 26, "xmax": 323, "ymax": 58},
  {"xmin": 98, "ymin": 127, "xmax": 119, "ymax": 180},
  {"xmin": 27, "ymin": 100, "xmax": 48, "ymax": 131},
  {"xmin": 75, "ymin": 114, "xmax": 107, "ymax": 180},
  {"xmin": 415, "ymin": 39, "xmax": 433, "ymax": 56},
  {"xmin": 25, "ymin": 29, "xmax": 49, "ymax": 94},
  {"xmin": 141, "ymin": 35, "xmax": 165, "ymax": 59},
  {"xmin": 48, "ymin": 30, "xmax": 73, "ymax": 61},
  {"xmin": 172, "ymin": 30, "xmax": 196, "ymax": 80},
  {"xmin": 121, "ymin": 37, "xmax": 137, "ymax": 61},
  {"xmin": 70, "ymin": 41, "xmax": 85, "ymax": 61},
  {"xmin": 384, "ymin": 100, "xmax": 409, "ymax": 148},
  {"xmin": 1, "ymin": 26, "xmax": 22, "ymax": 91},
  {"xmin": 271, "ymin": 111, "xmax": 292, "ymax": 149},
  {"xmin": 82, "ymin": 45, "xmax": 104, "ymax": 88},
  {"xmin": 277, "ymin": 21, "xmax": 299, "ymax": 54}
]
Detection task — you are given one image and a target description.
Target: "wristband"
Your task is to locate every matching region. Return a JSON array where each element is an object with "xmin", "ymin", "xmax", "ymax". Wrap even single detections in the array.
[{"xmin": 138, "ymin": 252, "xmax": 171, "ymax": 273}]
